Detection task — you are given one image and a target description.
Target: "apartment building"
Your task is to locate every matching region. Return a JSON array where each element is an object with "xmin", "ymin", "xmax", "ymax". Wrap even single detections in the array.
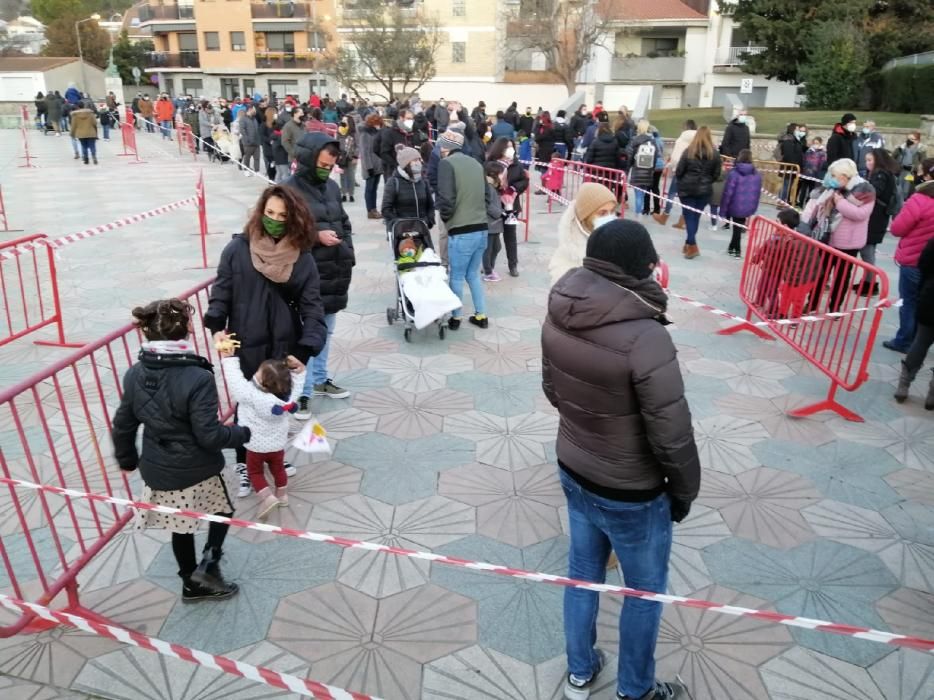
[{"xmin": 131, "ymin": 0, "xmax": 338, "ymax": 100}]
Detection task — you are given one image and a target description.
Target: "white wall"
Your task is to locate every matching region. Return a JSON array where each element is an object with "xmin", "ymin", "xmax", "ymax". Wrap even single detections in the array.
[
  {"xmin": 699, "ymin": 72, "xmax": 796, "ymax": 108},
  {"xmin": 0, "ymin": 72, "xmax": 43, "ymax": 101}
]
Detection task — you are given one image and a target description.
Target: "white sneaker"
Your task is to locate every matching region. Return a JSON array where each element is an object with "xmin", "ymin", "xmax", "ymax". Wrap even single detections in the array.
[
  {"xmin": 709, "ymin": 219, "xmax": 719, "ymax": 230},
  {"xmin": 236, "ymin": 463, "xmax": 251, "ymax": 498},
  {"xmin": 284, "ymin": 462, "xmax": 296, "ymax": 477}
]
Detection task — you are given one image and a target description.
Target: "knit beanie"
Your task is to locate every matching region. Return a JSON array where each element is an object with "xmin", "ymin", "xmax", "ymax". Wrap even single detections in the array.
[
  {"xmin": 438, "ymin": 128, "xmax": 465, "ymax": 151},
  {"xmin": 396, "ymin": 145, "xmax": 421, "ymax": 168},
  {"xmin": 586, "ymin": 219, "xmax": 659, "ymax": 280},
  {"xmin": 574, "ymin": 183, "xmax": 618, "ymax": 223},
  {"xmin": 840, "ymin": 113, "xmax": 857, "ymax": 126}
]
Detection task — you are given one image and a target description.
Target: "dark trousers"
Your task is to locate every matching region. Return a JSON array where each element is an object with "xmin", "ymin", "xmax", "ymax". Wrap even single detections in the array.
[
  {"xmin": 79, "ymin": 138, "xmax": 97, "ymax": 160},
  {"xmin": 643, "ymin": 171, "xmax": 662, "ymax": 214},
  {"xmin": 502, "ymin": 221, "xmax": 518, "ymax": 271},
  {"xmin": 905, "ymin": 323, "xmax": 934, "ymax": 374},
  {"xmin": 483, "ymin": 232, "xmax": 502, "ymax": 274},
  {"xmin": 365, "ymin": 172, "xmax": 381, "ymax": 211},
  {"xmin": 728, "ymin": 217, "xmax": 747, "ymax": 252},
  {"xmin": 246, "ymin": 449, "xmax": 287, "ymax": 492}
]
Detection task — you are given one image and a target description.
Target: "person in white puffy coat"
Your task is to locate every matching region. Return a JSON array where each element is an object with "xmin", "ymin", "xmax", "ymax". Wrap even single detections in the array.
[{"xmin": 219, "ymin": 350, "xmax": 305, "ymax": 518}]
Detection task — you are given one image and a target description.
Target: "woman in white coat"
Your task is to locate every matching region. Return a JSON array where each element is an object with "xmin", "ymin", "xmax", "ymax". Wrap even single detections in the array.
[{"xmin": 549, "ymin": 183, "xmax": 619, "ymax": 284}]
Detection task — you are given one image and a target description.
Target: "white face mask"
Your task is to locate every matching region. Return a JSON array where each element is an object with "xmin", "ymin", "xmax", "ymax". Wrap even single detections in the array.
[
  {"xmin": 504, "ymin": 147, "xmax": 515, "ymax": 159},
  {"xmin": 737, "ymin": 115, "xmax": 747, "ymax": 125},
  {"xmin": 846, "ymin": 123, "xmax": 857, "ymax": 133},
  {"xmin": 592, "ymin": 213, "xmax": 616, "ymax": 230},
  {"xmin": 403, "ymin": 118, "xmax": 414, "ymax": 130}
]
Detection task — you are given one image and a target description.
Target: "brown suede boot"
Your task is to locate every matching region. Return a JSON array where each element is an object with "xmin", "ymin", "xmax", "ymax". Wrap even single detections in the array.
[
  {"xmin": 672, "ymin": 216, "xmax": 686, "ymax": 229},
  {"xmin": 684, "ymin": 244, "xmax": 700, "ymax": 259},
  {"xmin": 652, "ymin": 213, "xmax": 669, "ymax": 226}
]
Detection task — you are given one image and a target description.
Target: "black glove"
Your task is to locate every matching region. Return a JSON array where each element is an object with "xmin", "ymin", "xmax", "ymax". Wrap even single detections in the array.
[
  {"xmin": 239, "ymin": 426, "xmax": 251, "ymax": 444},
  {"xmin": 292, "ymin": 344, "xmax": 315, "ymax": 365},
  {"xmin": 203, "ymin": 312, "xmax": 225, "ymax": 335},
  {"xmin": 670, "ymin": 498, "xmax": 691, "ymax": 523},
  {"xmin": 119, "ymin": 464, "xmax": 138, "ymax": 473}
]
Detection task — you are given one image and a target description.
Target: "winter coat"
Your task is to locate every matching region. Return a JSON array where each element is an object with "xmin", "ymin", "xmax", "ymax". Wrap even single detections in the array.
[
  {"xmin": 675, "ymin": 151, "xmax": 722, "ymax": 199},
  {"xmin": 381, "ymin": 171, "xmax": 435, "ymax": 228},
  {"xmin": 584, "ymin": 132, "xmax": 621, "ymax": 170},
  {"xmin": 221, "ymin": 357, "xmax": 304, "ymax": 453},
  {"xmin": 720, "ymin": 119, "xmax": 750, "ymax": 158},
  {"xmin": 668, "ymin": 129, "xmax": 695, "ymax": 169},
  {"xmin": 154, "ymin": 99, "xmax": 174, "ymax": 123},
  {"xmin": 281, "ymin": 119, "xmax": 304, "ymax": 161},
  {"xmin": 719, "ymin": 162, "xmax": 762, "ymax": 219},
  {"xmin": 626, "ymin": 134, "xmax": 657, "ymax": 189},
  {"xmin": 139, "ymin": 99, "xmax": 154, "ymax": 119},
  {"xmin": 98, "ymin": 109, "xmax": 116, "ymax": 128},
  {"xmin": 867, "ymin": 168, "xmax": 897, "ymax": 245},
  {"xmin": 552, "ymin": 120, "xmax": 574, "ymax": 154},
  {"xmin": 45, "ymin": 94, "xmax": 63, "ymax": 122},
  {"xmin": 503, "ymin": 158, "xmax": 528, "ymax": 213},
  {"xmin": 893, "ymin": 141, "xmax": 927, "ymax": 173},
  {"xmin": 581, "ymin": 122, "xmax": 600, "ymax": 149},
  {"xmin": 64, "ymin": 86, "xmax": 81, "ymax": 105},
  {"xmin": 856, "ymin": 131, "xmax": 885, "ymax": 173},
  {"xmin": 570, "ymin": 112, "xmax": 590, "ymax": 138},
  {"xmin": 377, "ymin": 125, "xmax": 410, "ymax": 176},
  {"xmin": 111, "ymin": 350, "xmax": 249, "ymax": 491},
  {"xmin": 803, "ymin": 147, "xmax": 828, "ymax": 179},
  {"xmin": 486, "ymin": 182, "xmax": 504, "ymax": 235},
  {"xmin": 259, "ymin": 123, "xmax": 276, "ymax": 160},
  {"xmin": 891, "ymin": 180, "xmax": 934, "ymax": 267},
  {"xmin": 283, "ymin": 133, "xmax": 356, "ymax": 314},
  {"xmin": 535, "ymin": 124, "xmax": 556, "ymax": 162},
  {"xmin": 805, "ymin": 180, "xmax": 876, "ymax": 251},
  {"xmin": 358, "ymin": 124, "xmax": 382, "ymax": 176},
  {"xmin": 238, "ymin": 112, "xmax": 260, "ymax": 147},
  {"xmin": 826, "ymin": 124, "xmax": 856, "ymax": 166},
  {"xmin": 436, "ymin": 149, "xmax": 487, "ymax": 235},
  {"xmin": 518, "ymin": 113, "xmax": 535, "ymax": 136},
  {"xmin": 917, "ymin": 237, "xmax": 934, "ymax": 326},
  {"xmin": 491, "ymin": 120, "xmax": 516, "ymax": 141},
  {"xmin": 337, "ymin": 132, "xmax": 358, "ymax": 167},
  {"xmin": 778, "ymin": 133, "xmax": 804, "ymax": 168},
  {"xmin": 541, "ymin": 257, "xmax": 700, "ymax": 505},
  {"xmin": 69, "ymin": 108, "xmax": 98, "ymax": 139},
  {"xmin": 204, "ymin": 234, "xmax": 328, "ymax": 378},
  {"xmin": 549, "ymin": 206, "xmax": 589, "ymax": 283}
]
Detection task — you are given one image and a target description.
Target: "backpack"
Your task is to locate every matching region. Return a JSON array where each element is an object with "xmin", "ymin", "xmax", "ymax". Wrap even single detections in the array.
[
  {"xmin": 635, "ymin": 140, "xmax": 656, "ymax": 169},
  {"xmin": 887, "ymin": 180, "xmax": 904, "ymax": 218}
]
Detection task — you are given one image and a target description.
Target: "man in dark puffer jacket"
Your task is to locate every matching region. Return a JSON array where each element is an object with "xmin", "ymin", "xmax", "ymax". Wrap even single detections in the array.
[
  {"xmin": 542, "ymin": 220, "xmax": 699, "ymax": 700},
  {"xmin": 283, "ymin": 132, "xmax": 355, "ymax": 402}
]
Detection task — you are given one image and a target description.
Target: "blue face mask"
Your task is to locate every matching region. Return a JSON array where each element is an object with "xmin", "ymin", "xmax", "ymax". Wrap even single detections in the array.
[
  {"xmin": 592, "ymin": 213, "xmax": 616, "ymax": 230},
  {"xmin": 823, "ymin": 174, "xmax": 841, "ymax": 190}
]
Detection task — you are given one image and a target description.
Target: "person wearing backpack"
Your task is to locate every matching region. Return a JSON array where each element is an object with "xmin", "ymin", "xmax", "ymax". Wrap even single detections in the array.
[
  {"xmin": 853, "ymin": 148, "xmax": 900, "ymax": 296},
  {"xmin": 626, "ymin": 120, "xmax": 657, "ymax": 217}
]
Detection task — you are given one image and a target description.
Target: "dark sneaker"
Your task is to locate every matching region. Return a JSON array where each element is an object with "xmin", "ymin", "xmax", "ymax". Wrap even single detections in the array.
[
  {"xmin": 565, "ymin": 648, "xmax": 607, "ymax": 700},
  {"xmin": 314, "ymin": 379, "xmax": 350, "ymax": 399},
  {"xmin": 617, "ymin": 679, "xmax": 688, "ymax": 700},
  {"xmin": 182, "ymin": 579, "xmax": 238, "ymax": 603},
  {"xmin": 448, "ymin": 318, "xmax": 461, "ymax": 330},
  {"xmin": 469, "ymin": 315, "xmax": 489, "ymax": 329},
  {"xmin": 882, "ymin": 340, "xmax": 908, "ymax": 354},
  {"xmin": 236, "ymin": 462, "xmax": 251, "ymax": 498},
  {"xmin": 509, "ymin": 267, "xmax": 519, "ymax": 277},
  {"xmin": 295, "ymin": 395, "xmax": 312, "ymax": 420}
]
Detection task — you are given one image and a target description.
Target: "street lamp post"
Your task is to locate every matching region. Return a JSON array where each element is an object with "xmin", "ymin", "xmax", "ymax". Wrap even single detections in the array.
[{"xmin": 75, "ymin": 13, "xmax": 101, "ymax": 98}]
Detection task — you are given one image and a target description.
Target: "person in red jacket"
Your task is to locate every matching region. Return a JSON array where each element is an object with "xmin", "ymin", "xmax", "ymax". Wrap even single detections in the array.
[
  {"xmin": 883, "ymin": 158, "xmax": 934, "ymax": 353},
  {"xmin": 154, "ymin": 93, "xmax": 175, "ymax": 140}
]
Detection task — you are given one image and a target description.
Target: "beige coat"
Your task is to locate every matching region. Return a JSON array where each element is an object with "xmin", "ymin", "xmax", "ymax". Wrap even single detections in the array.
[
  {"xmin": 668, "ymin": 129, "xmax": 696, "ymax": 169},
  {"xmin": 69, "ymin": 109, "xmax": 98, "ymax": 139}
]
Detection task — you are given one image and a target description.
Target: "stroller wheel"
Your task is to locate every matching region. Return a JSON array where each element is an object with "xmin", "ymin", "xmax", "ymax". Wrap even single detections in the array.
[
  {"xmin": 438, "ymin": 325, "xmax": 446, "ymax": 340},
  {"xmin": 404, "ymin": 328, "xmax": 412, "ymax": 343},
  {"xmin": 386, "ymin": 307, "xmax": 395, "ymax": 326}
]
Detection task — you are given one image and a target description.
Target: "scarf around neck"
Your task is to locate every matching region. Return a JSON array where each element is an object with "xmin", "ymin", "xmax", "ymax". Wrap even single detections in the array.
[
  {"xmin": 250, "ymin": 231, "xmax": 300, "ymax": 283},
  {"xmin": 141, "ymin": 339, "xmax": 193, "ymax": 355}
]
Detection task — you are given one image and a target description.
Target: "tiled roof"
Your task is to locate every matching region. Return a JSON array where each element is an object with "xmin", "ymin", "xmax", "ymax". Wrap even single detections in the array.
[{"xmin": 602, "ymin": 0, "xmax": 708, "ymax": 22}]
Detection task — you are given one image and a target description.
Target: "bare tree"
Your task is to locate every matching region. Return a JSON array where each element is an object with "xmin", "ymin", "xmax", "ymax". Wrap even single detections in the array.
[
  {"xmin": 507, "ymin": 0, "xmax": 613, "ymax": 95},
  {"xmin": 327, "ymin": 0, "xmax": 442, "ymax": 103}
]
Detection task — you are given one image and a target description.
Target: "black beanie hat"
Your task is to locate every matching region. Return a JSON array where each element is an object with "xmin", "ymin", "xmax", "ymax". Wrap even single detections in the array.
[
  {"xmin": 586, "ymin": 219, "xmax": 659, "ymax": 280},
  {"xmin": 841, "ymin": 113, "xmax": 857, "ymax": 125}
]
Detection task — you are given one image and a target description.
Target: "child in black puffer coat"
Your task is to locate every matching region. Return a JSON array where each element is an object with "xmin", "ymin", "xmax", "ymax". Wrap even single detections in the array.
[{"xmin": 112, "ymin": 299, "xmax": 250, "ymax": 604}]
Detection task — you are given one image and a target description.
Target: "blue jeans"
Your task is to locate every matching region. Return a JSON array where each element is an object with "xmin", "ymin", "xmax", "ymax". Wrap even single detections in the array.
[
  {"xmin": 633, "ymin": 190, "xmax": 645, "ymax": 214},
  {"xmin": 145, "ymin": 120, "xmax": 155, "ymax": 133},
  {"xmin": 679, "ymin": 195, "xmax": 709, "ymax": 245},
  {"xmin": 448, "ymin": 230, "xmax": 487, "ymax": 318},
  {"xmin": 79, "ymin": 138, "xmax": 96, "ymax": 160},
  {"xmin": 102, "ymin": 124, "xmax": 111, "ymax": 140},
  {"xmin": 364, "ymin": 171, "xmax": 381, "ymax": 211},
  {"xmin": 560, "ymin": 471, "xmax": 672, "ymax": 699},
  {"xmin": 303, "ymin": 312, "xmax": 337, "ymax": 394},
  {"xmin": 663, "ymin": 177, "xmax": 679, "ymax": 214},
  {"xmin": 160, "ymin": 120, "xmax": 172, "ymax": 139},
  {"xmin": 892, "ymin": 265, "xmax": 922, "ymax": 350}
]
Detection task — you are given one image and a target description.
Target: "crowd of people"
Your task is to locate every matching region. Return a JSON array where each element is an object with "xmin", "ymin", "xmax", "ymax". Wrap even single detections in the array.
[{"xmin": 28, "ymin": 83, "xmax": 928, "ymax": 700}]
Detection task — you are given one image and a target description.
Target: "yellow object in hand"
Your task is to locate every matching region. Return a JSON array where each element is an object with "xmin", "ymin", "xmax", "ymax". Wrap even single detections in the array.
[{"xmin": 215, "ymin": 332, "xmax": 241, "ymax": 353}]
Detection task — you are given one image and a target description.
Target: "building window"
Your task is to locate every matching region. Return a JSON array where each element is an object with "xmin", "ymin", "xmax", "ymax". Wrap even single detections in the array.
[
  {"xmin": 230, "ymin": 31, "xmax": 246, "ymax": 51},
  {"xmin": 179, "ymin": 32, "xmax": 198, "ymax": 51},
  {"xmin": 270, "ymin": 79, "xmax": 299, "ymax": 100},
  {"xmin": 220, "ymin": 78, "xmax": 238, "ymax": 100},
  {"xmin": 308, "ymin": 30, "xmax": 325, "ymax": 51},
  {"xmin": 640, "ymin": 37, "xmax": 679, "ymax": 57},
  {"xmin": 451, "ymin": 41, "xmax": 465, "ymax": 63},
  {"xmin": 265, "ymin": 32, "xmax": 295, "ymax": 52},
  {"xmin": 204, "ymin": 31, "xmax": 220, "ymax": 51},
  {"xmin": 243, "ymin": 78, "xmax": 255, "ymax": 97},
  {"xmin": 182, "ymin": 79, "xmax": 203, "ymax": 94},
  {"xmin": 452, "ymin": 0, "xmax": 465, "ymax": 17}
]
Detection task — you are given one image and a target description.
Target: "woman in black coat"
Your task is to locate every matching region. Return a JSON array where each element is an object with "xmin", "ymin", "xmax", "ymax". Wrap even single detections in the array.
[
  {"xmin": 259, "ymin": 106, "xmax": 278, "ymax": 181},
  {"xmin": 854, "ymin": 148, "xmax": 899, "ymax": 295},
  {"xmin": 382, "ymin": 145, "xmax": 435, "ymax": 231},
  {"xmin": 488, "ymin": 137, "xmax": 530, "ymax": 275},
  {"xmin": 583, "ymin": 123, "xmax": 621, "ymax": 169},
  {"xmin": 534, "ymin": 111, "xmax": 557, "ymax": 169},
  {"xmin": 204, "ymin": 184, "xmax": 327, "ymax": 487}
]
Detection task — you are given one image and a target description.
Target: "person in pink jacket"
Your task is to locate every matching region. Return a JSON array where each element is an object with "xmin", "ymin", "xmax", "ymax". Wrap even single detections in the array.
[
  {"xmin": 884, "ymin": 157, "xmax": 934, "ymax": 353},
  {"xmin": 803, "ymin": 158, "xmax": 875, "ymax": 313}
]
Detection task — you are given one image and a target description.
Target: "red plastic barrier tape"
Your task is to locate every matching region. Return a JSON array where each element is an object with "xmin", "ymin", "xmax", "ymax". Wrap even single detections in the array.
[
  {"xmin": 4, "ymin": 477, "xmax": 932, "ymax": 655},
  {"xmin": 0, "ymin": 594, "xmax": 378, "ymax": 700}
]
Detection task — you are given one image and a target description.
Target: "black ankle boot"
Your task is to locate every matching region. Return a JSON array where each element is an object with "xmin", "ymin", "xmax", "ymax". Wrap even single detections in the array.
[
  {"xmin": 189, "ymin": 546, "xmax": 234, "ymax": 592},
  {"xmin": 182, "ymin": 577, "xmax": 238, "ymax": 603}
]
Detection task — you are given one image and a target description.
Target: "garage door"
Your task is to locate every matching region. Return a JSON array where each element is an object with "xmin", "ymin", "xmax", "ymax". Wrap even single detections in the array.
[
  {"xmin": 0, "ymin": 76, "xmax": 35, "ymax": 102},
  {"xmin": 712, "ymin": 86, "xmax": 767, "ymax": 108},
  {"xmin": 602, "ymin": 85, "xmax": 652, "ymax": 111},
  {"xmin": 660, "ymin": 86, "xmax": 683, "ymax": 109}
]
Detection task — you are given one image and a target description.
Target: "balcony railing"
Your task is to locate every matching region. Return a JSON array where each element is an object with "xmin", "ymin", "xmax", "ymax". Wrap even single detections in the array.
[
  {"xmin": 714, "ymin": 46, "xmax": 766, "ymax": 67},
  {"xmin": 611, "ymin": 56, "xmax": 686, "ymax": 82},
  {"xmin": 144, "ymin": 51, "xmax": 201, "ymax": 68},
  {"xmin": 139, "ymin": 4, "xmax": 195, "ymax": 22},
  {"xmin": 250, "ymin": 2, "xmax": 310, "ymax": 19},
  {"xmin": 255, "ymin": 51, "xmax": 320, "ymax": 69}
]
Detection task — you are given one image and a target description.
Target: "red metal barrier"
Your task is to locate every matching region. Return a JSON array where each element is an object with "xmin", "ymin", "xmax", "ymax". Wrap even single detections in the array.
[
  {"xmin": 0, "ymin": 235, "xmax": 80, "ymax": 349},
  {"xmin": 545, "ymin": 159, "xmax": 627, "ymax": 214},
  {"xmin": 0, "ymin": 278, "xmax": 229, "ymax": 638},
  {"xmin": 0, "ymin": 185, "xmax": 19, "ymax": 232},
  {"xmin": 718, "ymin": 215, "xmax": 888, "ymax": 422},
  {"xmin": 305, "ymin": 120, "xmax": 338, "ymax": 137},
  {"xmin": 195, "ymin": 169, "xmax": 210, "ymax": 269},
  {"xmin": 119, "ymin": 122, "xmax": 145, "ymax": 164},
  {"xmin": 18, "ymin": 105, "xmax": 36, "ymax": 169},
  {"xmin": 176, "ymin": 124, "xmax": 197, "ymax": 160}
]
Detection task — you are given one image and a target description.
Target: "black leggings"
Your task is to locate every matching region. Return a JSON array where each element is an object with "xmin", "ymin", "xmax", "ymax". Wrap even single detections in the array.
[
  {"xmin": 172, "ymin": 515, "xmax": 232, "ymax": 579},
  {"xmin": 502, "ymin": 222, "xmax": 518, "ymax": 270},
  {"xmin": 905, "ymin": 323, "xmax": 934, "ymax": 374},
  {"xmin": 728, "ymin": 217, "xmax": 747, "ymax": 252},
  {"xmin": 643, "ymin": 171, "xmax": 662, "ymax": 214},
  {"xmin": 483, "ymin": 233, "xmax": 502, "ymax": 274}
]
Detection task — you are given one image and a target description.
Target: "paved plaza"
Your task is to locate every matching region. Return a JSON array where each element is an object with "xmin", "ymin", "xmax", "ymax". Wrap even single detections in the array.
[{"xmin": 0, "ymin": 127, "xmax": 931, "ymax": 700}]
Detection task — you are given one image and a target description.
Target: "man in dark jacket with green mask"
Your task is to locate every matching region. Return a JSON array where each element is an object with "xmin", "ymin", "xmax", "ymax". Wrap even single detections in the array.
[{"xmin": 283, "ymin": 132, "xmax": 355, "ymax": 411}]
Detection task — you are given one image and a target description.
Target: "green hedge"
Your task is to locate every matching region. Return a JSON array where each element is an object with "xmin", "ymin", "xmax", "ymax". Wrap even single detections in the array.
[{"xmin": 880, "ymin": 64, "xmax": 934, "ymax": 113}]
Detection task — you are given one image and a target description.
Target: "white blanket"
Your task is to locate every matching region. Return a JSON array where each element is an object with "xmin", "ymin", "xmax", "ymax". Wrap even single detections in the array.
[{"xmin": 399, "ymin": 249, "xmax": 463, "ymax": 329}]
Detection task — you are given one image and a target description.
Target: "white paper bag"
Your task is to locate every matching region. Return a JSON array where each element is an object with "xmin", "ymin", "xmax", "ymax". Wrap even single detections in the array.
[{"xmin": 292, "ymin": 419, "xmax": 331, "ymax": 454}]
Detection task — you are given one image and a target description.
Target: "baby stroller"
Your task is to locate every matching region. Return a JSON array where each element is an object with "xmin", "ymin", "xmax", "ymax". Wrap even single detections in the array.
[
  {"xmin": 209, "ymin": 124, "xmax": 234, "ymax": 163},
  {"xmin": 385, "ymin": 218, "xmax": 450, "ymax": 342}
]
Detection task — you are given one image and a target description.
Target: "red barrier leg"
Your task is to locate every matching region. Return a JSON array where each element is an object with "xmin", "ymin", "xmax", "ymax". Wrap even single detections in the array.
[
  {"xmin": 717, "ymin": 310, "xmax": 774, "ymax": 341},
  {"xmin": 788, "ymin": 382, "xmax": 864, "ymax": 423}
]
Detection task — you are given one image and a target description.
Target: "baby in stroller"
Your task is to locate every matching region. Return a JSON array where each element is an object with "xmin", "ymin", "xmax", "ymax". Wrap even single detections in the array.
[
  {"xmin": 210, "ymin": 124, "xmax": 239, "ymax": 163},
  {"xmin": 387, "ymin": 219, "xmax": 461, "ymax": 339}
]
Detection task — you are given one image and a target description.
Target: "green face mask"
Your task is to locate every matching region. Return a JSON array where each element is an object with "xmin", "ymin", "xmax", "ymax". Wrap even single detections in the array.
[
  {"xmin": 262, "ymin": 215, "xmax": 286, "ymax": 238},
  {"xmin": 315, "ymin": 166, "xmax": 332, "ymax": 182}
]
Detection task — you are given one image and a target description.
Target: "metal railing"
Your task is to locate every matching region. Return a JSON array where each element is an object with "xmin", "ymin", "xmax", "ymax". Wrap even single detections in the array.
[
  {"xmin": 714, "ymin": 46, "xmax": 766, "ymax": 67},
  {"xmin": 883, "ymin": 51, "xmax": 934, "ymax": 70},
  {"xmin": 255, "ymin": 51, "xmax": 318, "ymax": 69},
  {"xmin": 138, "ymin": 3, "xmax": 195, "ymax": 22},
  {"xmin": 250, "ymin": 1, "xmax": 310, "ymax": 19},
  {"xmin": 144, "ymin": 51, "xmax": 201, "ymax": 69}
]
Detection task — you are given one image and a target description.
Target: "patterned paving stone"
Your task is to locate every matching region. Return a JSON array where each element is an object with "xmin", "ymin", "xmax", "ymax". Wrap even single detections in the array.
[
  {"xmin": 715, "ymin": 392, "xmax": 835, "ymax": 445},
  {"xmin": 353, "ymin": 387, "xmax": 473, "ymax": 439},
  {"xmin": 0, "ymin": 676, "xmax": 88, "ymax": 700},
  {"xmin": 369, "ymin": 352, "xmax": 474, "ymax": 392},
  {"xmin": 445, "ymin": 411, "xmax": 559, "ymax": 471},
  {"xmin": 760, "ymin": 647, "xmax": 887, "ymax": 699},
  {"xmin": 447, "ymin": 370, "xmax": 544, "ymax": 417},
  {"xmin": 883, "ymin": 467, "xmax": 934, "ymax": 505},
  {"xmin": 875, "ymin": 587, "xmax": 934, "ymax": 640},
  {"xmin": 667, "ymin": 505, "xmax": 732, "ymax": 595},
  {"xmin": 269, "ymin": 582, "xmax": 476, "ymax": 700},
  {"xmin": 692, "ymin": 414, "xmax": 770, "ymax": 475},
  {"xmin": 703, "ymin": 538, "xmax": 899, "ymax": 666},
  {"xmin": 867, "ymin": 648, "xmax": 934, "ymax": 700},
  {"xmin": 447, "ymin": 339, "xmax": 541, "ymax": 376}
]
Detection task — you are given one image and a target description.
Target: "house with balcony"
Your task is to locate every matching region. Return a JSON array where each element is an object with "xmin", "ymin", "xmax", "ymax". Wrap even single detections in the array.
[{"xmin": 132, "ymin": 0, "xmax": 336, "ymax": 100}]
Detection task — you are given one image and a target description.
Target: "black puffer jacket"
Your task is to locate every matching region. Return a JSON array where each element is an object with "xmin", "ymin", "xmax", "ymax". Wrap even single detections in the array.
[
  {"xmin": 720, "ymin": 118, "xmax": 750, "ymax": 158},
  {"xmin": 868, "ymin": 168, "xmax": 897, "ymax": 245},
  {"xmin": 381, "ymin": 171, "xmax": 435, "ymax": 228},
  {"xmin": 542, "ymin": 258, "xmax": 700, "ymax": 507},
  {"xmin": 505, "ymin": 158, "xmax": 528, "ymax": 214},
  {"xmin": 377, "ymin": 124, "xmax": 411, "ymax": 176},
  {"xmin": 111, "ymin": 351, "xmax": 249, "ymax": 491},
  {"xmin": 676, "ymin": 152, "xmax": 722, "ymax": 198},
  {"xmin": 283, "ymin": 132, "xmax": 356, "ymax": 314},
  {"xmin": 584, "ymin": 132, "xmax": 621, "ymax": 169},
  {"xmin": 918, "ymin": 237, "xmax": 934, "ymax": 327},
  {"xmin": 204, "ymin": 234, "xmax": 328, "ymax": 378},
  {"xmin": 626, "ymin": 133, "xmax": 657, "ymax": 189}
]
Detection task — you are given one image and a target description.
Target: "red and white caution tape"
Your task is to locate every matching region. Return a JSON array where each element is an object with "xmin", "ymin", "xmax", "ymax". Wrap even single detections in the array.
[
  {"xmin": 0, "ymin": 593, "xmax": 377, "ymax": 700},
  {"xmin": 0, "ymin": 197, "xmax": 198, "ymax": 262},
  {"xmin": 3, "ymin": 477, "xmax": 932, "ymax": 655}
]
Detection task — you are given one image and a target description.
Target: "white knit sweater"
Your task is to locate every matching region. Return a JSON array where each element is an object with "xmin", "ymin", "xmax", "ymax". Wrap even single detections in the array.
[{"xmin": 221, "ymin": 357, "xmax": 305, "ymax": 453}]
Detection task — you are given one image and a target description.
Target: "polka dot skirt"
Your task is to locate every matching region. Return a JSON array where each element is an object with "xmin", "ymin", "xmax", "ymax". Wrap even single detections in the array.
[{"xmin": 136, "ymin": 464, "xmax": 238, "ymax": 534}]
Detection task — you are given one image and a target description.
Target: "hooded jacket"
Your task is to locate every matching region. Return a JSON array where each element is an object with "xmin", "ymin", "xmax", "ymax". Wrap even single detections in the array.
[
  {"xmin": 358, "ymin": 123, "xmax": 382, "ymax": 175},
  {"xmin": 111, "ymin": 350, "xmax": 249, "ymax": 491},
  {"xmin": 826, "ymin": 123, "xmax": 856, "ymax": 166},
  {"xmin": 891, "ymin": 179, "xmax": 934, "ymax": 267},
  {"xmin": 542, "ymin": 258, "xmax": 700, "ymax": 505},
  {"xmin": 720, "ymin": 118, "xmax": 750, "ymax": 158},
  {"xmin": 377, "ymin": 123, "xmax": 411, "ymax": 175},
  {"xmin": 867, "ymin": 168, "xmax": 897, "ymax": 245},
  {"xmin": 283, "ymin": 132, "xmax": 356, "ymax": 314},
  {"xmin": 626, "ymin": 133, "xmax": 657, "ymax": 189},
  {"xmin": 668, "ymin": 129, "xmax": 696, "ymax": 170},
  {"xmin": 382, "ymin": 169, "xmax": 435, "ymax": 228},
  {"xmin": 719, "ymin": 162, "xmax": 763, "ymax": 219},
  {"xmin": 583, "ymin": 131, "xmax": 621, "ymax": 170},
  {"xmin": 549, "ymin": 206, "xmax": 590, "ymax": 284},
  {"xmin": 69, "ymin": 108, "xmax": 98, "ymax": 139}
]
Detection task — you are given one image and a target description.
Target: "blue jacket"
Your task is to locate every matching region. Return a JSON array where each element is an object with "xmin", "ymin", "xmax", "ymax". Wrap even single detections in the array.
[
  {"xmin": 491, "ymin": 120, "xmax": 516, "ymax": 141},
  {"xmin": 719, "ymin": 162, "xmax": 762, "ymax": 219},
  {"xmin": 64, "ymin": 87, "xmax": 81, "ymax": 105}
]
